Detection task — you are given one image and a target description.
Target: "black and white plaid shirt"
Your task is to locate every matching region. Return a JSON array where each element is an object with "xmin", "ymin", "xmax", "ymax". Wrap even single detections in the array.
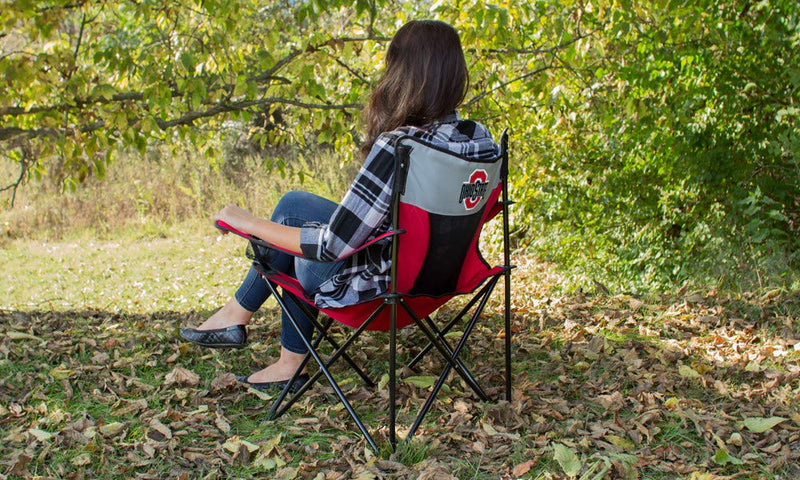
[{"xmin": 300, "ymin": 112, "xmax": 500, "ymax": 308}]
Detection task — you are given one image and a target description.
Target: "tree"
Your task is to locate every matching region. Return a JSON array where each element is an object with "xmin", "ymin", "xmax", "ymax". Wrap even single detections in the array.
[
  {"xmin": 519, "ymin": 0, "xmax": 800, "ymax": 289},
  {"xmin": 1, "ymin": 0, "xmax": 590, "ymax": 189},
  {"xmin": 3, "ymin": 0, "xmax": 797, "ymax": 289},
  {"xmin": 2, "ymin": 0, "xmax": 380, "ymax": 191}
]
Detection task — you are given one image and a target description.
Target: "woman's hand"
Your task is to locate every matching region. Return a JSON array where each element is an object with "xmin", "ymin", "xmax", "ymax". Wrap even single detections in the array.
[
  {"xmin": 213, "ymin": 204, "xmax": 258, "ymax": 235},
  {"xmin": 213, "ymin": 204, "xmax": 302, "ymax": 254}
]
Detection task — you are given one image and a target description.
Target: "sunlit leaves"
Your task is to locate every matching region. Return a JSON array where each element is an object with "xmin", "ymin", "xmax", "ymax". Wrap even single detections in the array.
[
  {"xmin": 3, "ymin": 0, "xmax": 798, "ymax": 290},
  {"xmin": 2, "ymin": 0, "xmax": 384, "ymax": 186}
]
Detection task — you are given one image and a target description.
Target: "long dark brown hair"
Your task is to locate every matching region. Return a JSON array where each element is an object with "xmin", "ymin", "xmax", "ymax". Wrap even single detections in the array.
[{"xmin": 361, "ymin": 20, "xmax": 469, "ymax": 156}]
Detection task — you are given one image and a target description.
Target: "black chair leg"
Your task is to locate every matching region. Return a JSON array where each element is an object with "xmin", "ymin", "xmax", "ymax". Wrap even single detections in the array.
[
  {"xmin": 407, "ymin": 279, "xmax": 496, "ymax": 369},
  {"xmin": 263, "ymin": 282, "xmax": 381, "ymax": 452},
  {"xmin": 271, "ymin": 305, "xmax": 384, "ymax": 419},
  {"xmin": 290, "ymin": 292, "xmax": 376, "ymax": 387}
]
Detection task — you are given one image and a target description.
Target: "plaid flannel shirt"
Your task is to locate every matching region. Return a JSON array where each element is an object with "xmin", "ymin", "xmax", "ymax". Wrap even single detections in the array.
[{"xmin": 300, "ymin": 113, "xmax": 500, "ymax": 309}]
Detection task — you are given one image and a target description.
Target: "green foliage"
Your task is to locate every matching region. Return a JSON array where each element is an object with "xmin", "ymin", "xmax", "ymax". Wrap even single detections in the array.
[
  {"xmin": 515, "ymin": 0, "xmax": 800, "ymax": 291},
  {"xmin": 1, "ymin": 0, "xmax": 385, "ymax": 183},
  {"xmin": 2, "ymin": 0, "xmax": 798, "ymax": 291}
]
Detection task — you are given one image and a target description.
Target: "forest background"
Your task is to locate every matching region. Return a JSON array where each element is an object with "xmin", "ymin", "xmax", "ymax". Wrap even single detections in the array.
[{"xmin": 1, "ymin": 0, "xmax": 798, "ymax": 478}]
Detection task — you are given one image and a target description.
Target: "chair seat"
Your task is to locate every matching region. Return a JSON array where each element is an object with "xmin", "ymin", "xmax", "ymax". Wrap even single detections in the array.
[{"xmin": 265, "ymin": 268, "xmax": 500, "ymax": 331}]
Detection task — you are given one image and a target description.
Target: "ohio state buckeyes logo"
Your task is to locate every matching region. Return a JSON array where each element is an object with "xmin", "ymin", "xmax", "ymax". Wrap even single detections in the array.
[{"xmin": 458, "ymin": 169, "xmax": 488, "ymax": 210}]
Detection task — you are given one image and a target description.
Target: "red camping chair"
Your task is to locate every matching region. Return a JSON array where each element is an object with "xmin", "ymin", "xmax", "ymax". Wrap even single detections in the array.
[{"xmin": 215, "ymin": 131, "xmax": 513, "ymax": 451}]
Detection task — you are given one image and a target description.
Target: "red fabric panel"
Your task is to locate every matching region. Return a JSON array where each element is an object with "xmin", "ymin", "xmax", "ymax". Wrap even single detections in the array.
[
  {"xmin": 395, "ymin": 203, "xmax": 430, "ymax": 293},
  {"xmin": 486, "ymin": 182, "xmax": 505, "ymax": 220},
  {"xmin": 456, "ymin": 184, "xmax": 503, "ymax": 292},
  {"xmin": 264, "ymin": 270, "xmax": 451, "ymax": 331}
]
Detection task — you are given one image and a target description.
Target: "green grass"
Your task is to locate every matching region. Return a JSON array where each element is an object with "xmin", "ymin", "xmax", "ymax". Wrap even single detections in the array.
[
  {"xmin": 2, "ymin": 230, "xmax": 798, "ymax": 478},
  {"xmin": 2, "ymin": 147, "xmax": 799, "ymax": 478}
]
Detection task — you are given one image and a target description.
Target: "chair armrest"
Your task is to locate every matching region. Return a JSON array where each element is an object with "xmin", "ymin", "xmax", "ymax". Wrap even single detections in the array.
[{"xmin": 215, "ymin": 220, "xmax": 403, "ymax": 262}]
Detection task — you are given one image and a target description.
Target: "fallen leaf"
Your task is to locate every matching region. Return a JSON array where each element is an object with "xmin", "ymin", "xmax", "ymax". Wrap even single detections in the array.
[
  {"xmin": 597, "ymin": 391, "xmax": 625, "ymax": 412},
  {"xmin": 742, "ymin": 416, "xmax": 787, "ymax": 433},
  {"xmin": 142, "ymin": 443, "xmax": 156, "ymax": 458},
  {"xmin": 512, "ymin": 459, "xmax": 537, "ymax": 476},
  {"xmin": 99, "ymin": 422, "xmax": 125, "ymax": 437},
  {"xmin": 114, "ymin": 398, "xmax": 147, "ymax": 416},
  {"xmin": 149, "ymin": 418, "xmax": 172, "ymax": 439},
  {"xmin": 215, "ymin": 413, "xmax": 231, "ymax": 433},
  {"xmin": 605, "ymin": 434, "xmax": 635, "ymax": 450},
  {"xmin": 481, "ymin": 421, "xmax": 499, "ymax": 436},
  {"xmin": 685, "ymin": 294, "xmax": 704, "ymax": 304},
  {"xmin": 252, "ymin": 454, "xmax": 282, "ymax": 470},
  {"xmin": 186, "ymin": 405, "xmax": 209, "ymax": 416},
  {"xmin": 712, "ymin": 449, "xmax": 743, "ymax": 466},
  {"xmin": 71, "ymin": 453, "xmax": 92, "ymax": 466},
  {"xmin": 50, "ymin": 366, "xmax": 75, "ymax": 380},
  {"xmin": 210, "ymin": 372, "xmax": 238, "ymax": 391},
  {"xmin": 761, "ymin": 441, "xmax": 783, "ymax": 453},
  {"xmin": 678, "ymin": 364, "xmax": 701, "ymax": 379},
  {"xmin": 7, "ymin": 452, "xmax": 31, "ymax": 477},
  {"xmin": 164, "ymin": 367, "xmax": 200, "ymax": 387},
  {"xmin": 553, "ymin": 443, "xmax": 582, "ymax": 477},
  {"xmin": 28, "ymin": 428, "xmax": 55, "ymax": 442},
  {"xmin": 377, "ymin": 373, "xmax": 390, "ymax": 391},
  {"xmin": 6, "ymin": 331, "xmax": 43, "ymax": 341},
  {"xmin": 183, "ymin": 451, "xmax": 212, "ymax": 463},
  {"xmin": 222, "ymin": 436, "xmax": 260, "ymax": 454},
  {"xmin": 246, "ymin": 387, "xmax": 275, "ymax": 400},
  {"xmin": 404, "ymin": 376, "xmax": 438, "ymax": 388}
]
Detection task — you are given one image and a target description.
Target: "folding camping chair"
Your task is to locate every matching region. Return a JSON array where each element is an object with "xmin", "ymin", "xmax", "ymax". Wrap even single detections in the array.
[{"xmin": 215, "ymin": 131, "xmax": 513, "ymax": 451}]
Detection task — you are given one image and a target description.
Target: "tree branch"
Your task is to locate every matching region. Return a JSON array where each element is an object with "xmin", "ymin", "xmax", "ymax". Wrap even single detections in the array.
[
  {"xmin": 36, "ymin": 1, "xmax": 88, "ymax": 13},
  {"xmin": 327, "ymin": 53, "xmax": 372, "ymax": 86},
  {"xmin": 1, "ymin": 145, "xmax": 30, "ymax": 208},
  {"xmin": 156, "ymin": 97, "xmax": 362, "ymax": 129},
  {"xmin": 464, "ymin": 64, "xmax": 556, "ymax": 108},
  {"xmin": 466, "ymin": 29, "xmax": 597, "ymax": 57},
  {"xmin": 0, "ymin": 97, "xmax": 363, "ymax": 142},
  {"xmin": 1, "ymin": 34, "xmax": 389, "ymax": 119}
]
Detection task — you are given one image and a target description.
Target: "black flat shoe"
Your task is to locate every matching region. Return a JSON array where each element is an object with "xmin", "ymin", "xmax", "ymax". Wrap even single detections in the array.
[
  {"xmin": 179, "ymin": 325, "xmax": 247, "ymax": 348},
  {"xmin": 236, "ymin": 373, "xmax": 310, "ymax": 394}
]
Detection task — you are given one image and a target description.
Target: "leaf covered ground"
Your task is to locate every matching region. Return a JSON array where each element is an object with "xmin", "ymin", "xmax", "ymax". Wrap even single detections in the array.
[{"xmin": 1, "ymin": 231, "xmax": 798, "ymax": 479}]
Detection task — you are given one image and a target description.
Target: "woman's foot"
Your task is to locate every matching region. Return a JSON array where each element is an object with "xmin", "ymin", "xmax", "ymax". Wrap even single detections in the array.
[
  {"xmin": 180, "ymin": 324, "xmax": 247, "ymax": 348},
  {"xmin": 196, "ymin": 298, "xmax": 252, "ymax": 330},
  {"xmin": 237, "ymin": 372, "xmax": 310, "ymax": 393},
  {"xmin": 246, "ymin": 348, "xmax": 307, "ymax": 383},
  {"xmin": 180, "ymin": 298, "xmax": 253, "ymax": 348}
]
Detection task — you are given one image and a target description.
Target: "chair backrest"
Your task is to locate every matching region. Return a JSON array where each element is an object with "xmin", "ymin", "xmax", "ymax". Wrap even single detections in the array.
[
  {"xmin": 392, "ymin": 133, "xmax": 507, "ymax": 297},
  {"xmin": 275, "ymin": 131, "xmax": 509, "ymax": 332}
]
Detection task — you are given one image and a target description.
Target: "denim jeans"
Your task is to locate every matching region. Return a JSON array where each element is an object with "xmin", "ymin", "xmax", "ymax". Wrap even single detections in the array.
[{"xmin": 234, "ymin": 191, "xmax": 344, "ymax": 354}]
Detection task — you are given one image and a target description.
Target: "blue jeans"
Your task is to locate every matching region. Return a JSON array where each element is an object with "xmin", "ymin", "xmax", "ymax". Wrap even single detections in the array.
[{"xmin": 234, "ymin": 191, "xmax": 344, "ymax": 354}]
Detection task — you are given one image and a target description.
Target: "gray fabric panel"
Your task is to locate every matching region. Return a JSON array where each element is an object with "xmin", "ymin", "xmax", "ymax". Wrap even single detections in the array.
[{"xmin": 399, "ymin": 138, "xmax": 502, "ymax": 216}]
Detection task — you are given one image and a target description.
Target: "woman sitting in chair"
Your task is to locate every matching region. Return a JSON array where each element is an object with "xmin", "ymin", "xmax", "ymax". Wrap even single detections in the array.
[{"xmin": 180, "ymin": 19, "xmax": 499, "ymax": 391}]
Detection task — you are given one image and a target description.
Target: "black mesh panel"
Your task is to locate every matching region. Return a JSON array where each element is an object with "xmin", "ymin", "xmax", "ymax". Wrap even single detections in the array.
[{"xmin": 409, "ymin": 208, "xmax": 485, "ymax": 296}]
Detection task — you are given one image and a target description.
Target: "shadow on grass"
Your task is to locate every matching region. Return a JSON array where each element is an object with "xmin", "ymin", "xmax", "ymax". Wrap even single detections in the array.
[{"xmin": 0, "ymin": 299, "xmax": 798, "ymax": 479}]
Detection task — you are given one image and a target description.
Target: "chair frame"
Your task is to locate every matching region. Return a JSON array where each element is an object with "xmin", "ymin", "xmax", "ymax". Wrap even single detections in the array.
[{"xmin": 227, "ymin": 131, "xmax": 513, "ymax": 452}]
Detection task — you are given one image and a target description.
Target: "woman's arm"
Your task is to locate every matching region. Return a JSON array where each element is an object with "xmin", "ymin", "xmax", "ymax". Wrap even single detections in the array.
[
  {"xmin": 214, "ymin": 204, "xmax": 302, "ymax": 255},
  {"xmin": 299, "ymin": 135, "xmax": 396, "ymax": 262},
  {"xmin": 214, "ymin": 133, "xmax": 397, "ymax": 261}
]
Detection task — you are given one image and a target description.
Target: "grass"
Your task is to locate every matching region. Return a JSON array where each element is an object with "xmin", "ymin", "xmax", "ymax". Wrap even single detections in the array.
[
  {"xmin": 1, "ymin": 147, "xmax": 799, "ymax": 478},
  {"xmin": 2, "ymin": 227, "xmax": 799, "ymax": 478}
]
